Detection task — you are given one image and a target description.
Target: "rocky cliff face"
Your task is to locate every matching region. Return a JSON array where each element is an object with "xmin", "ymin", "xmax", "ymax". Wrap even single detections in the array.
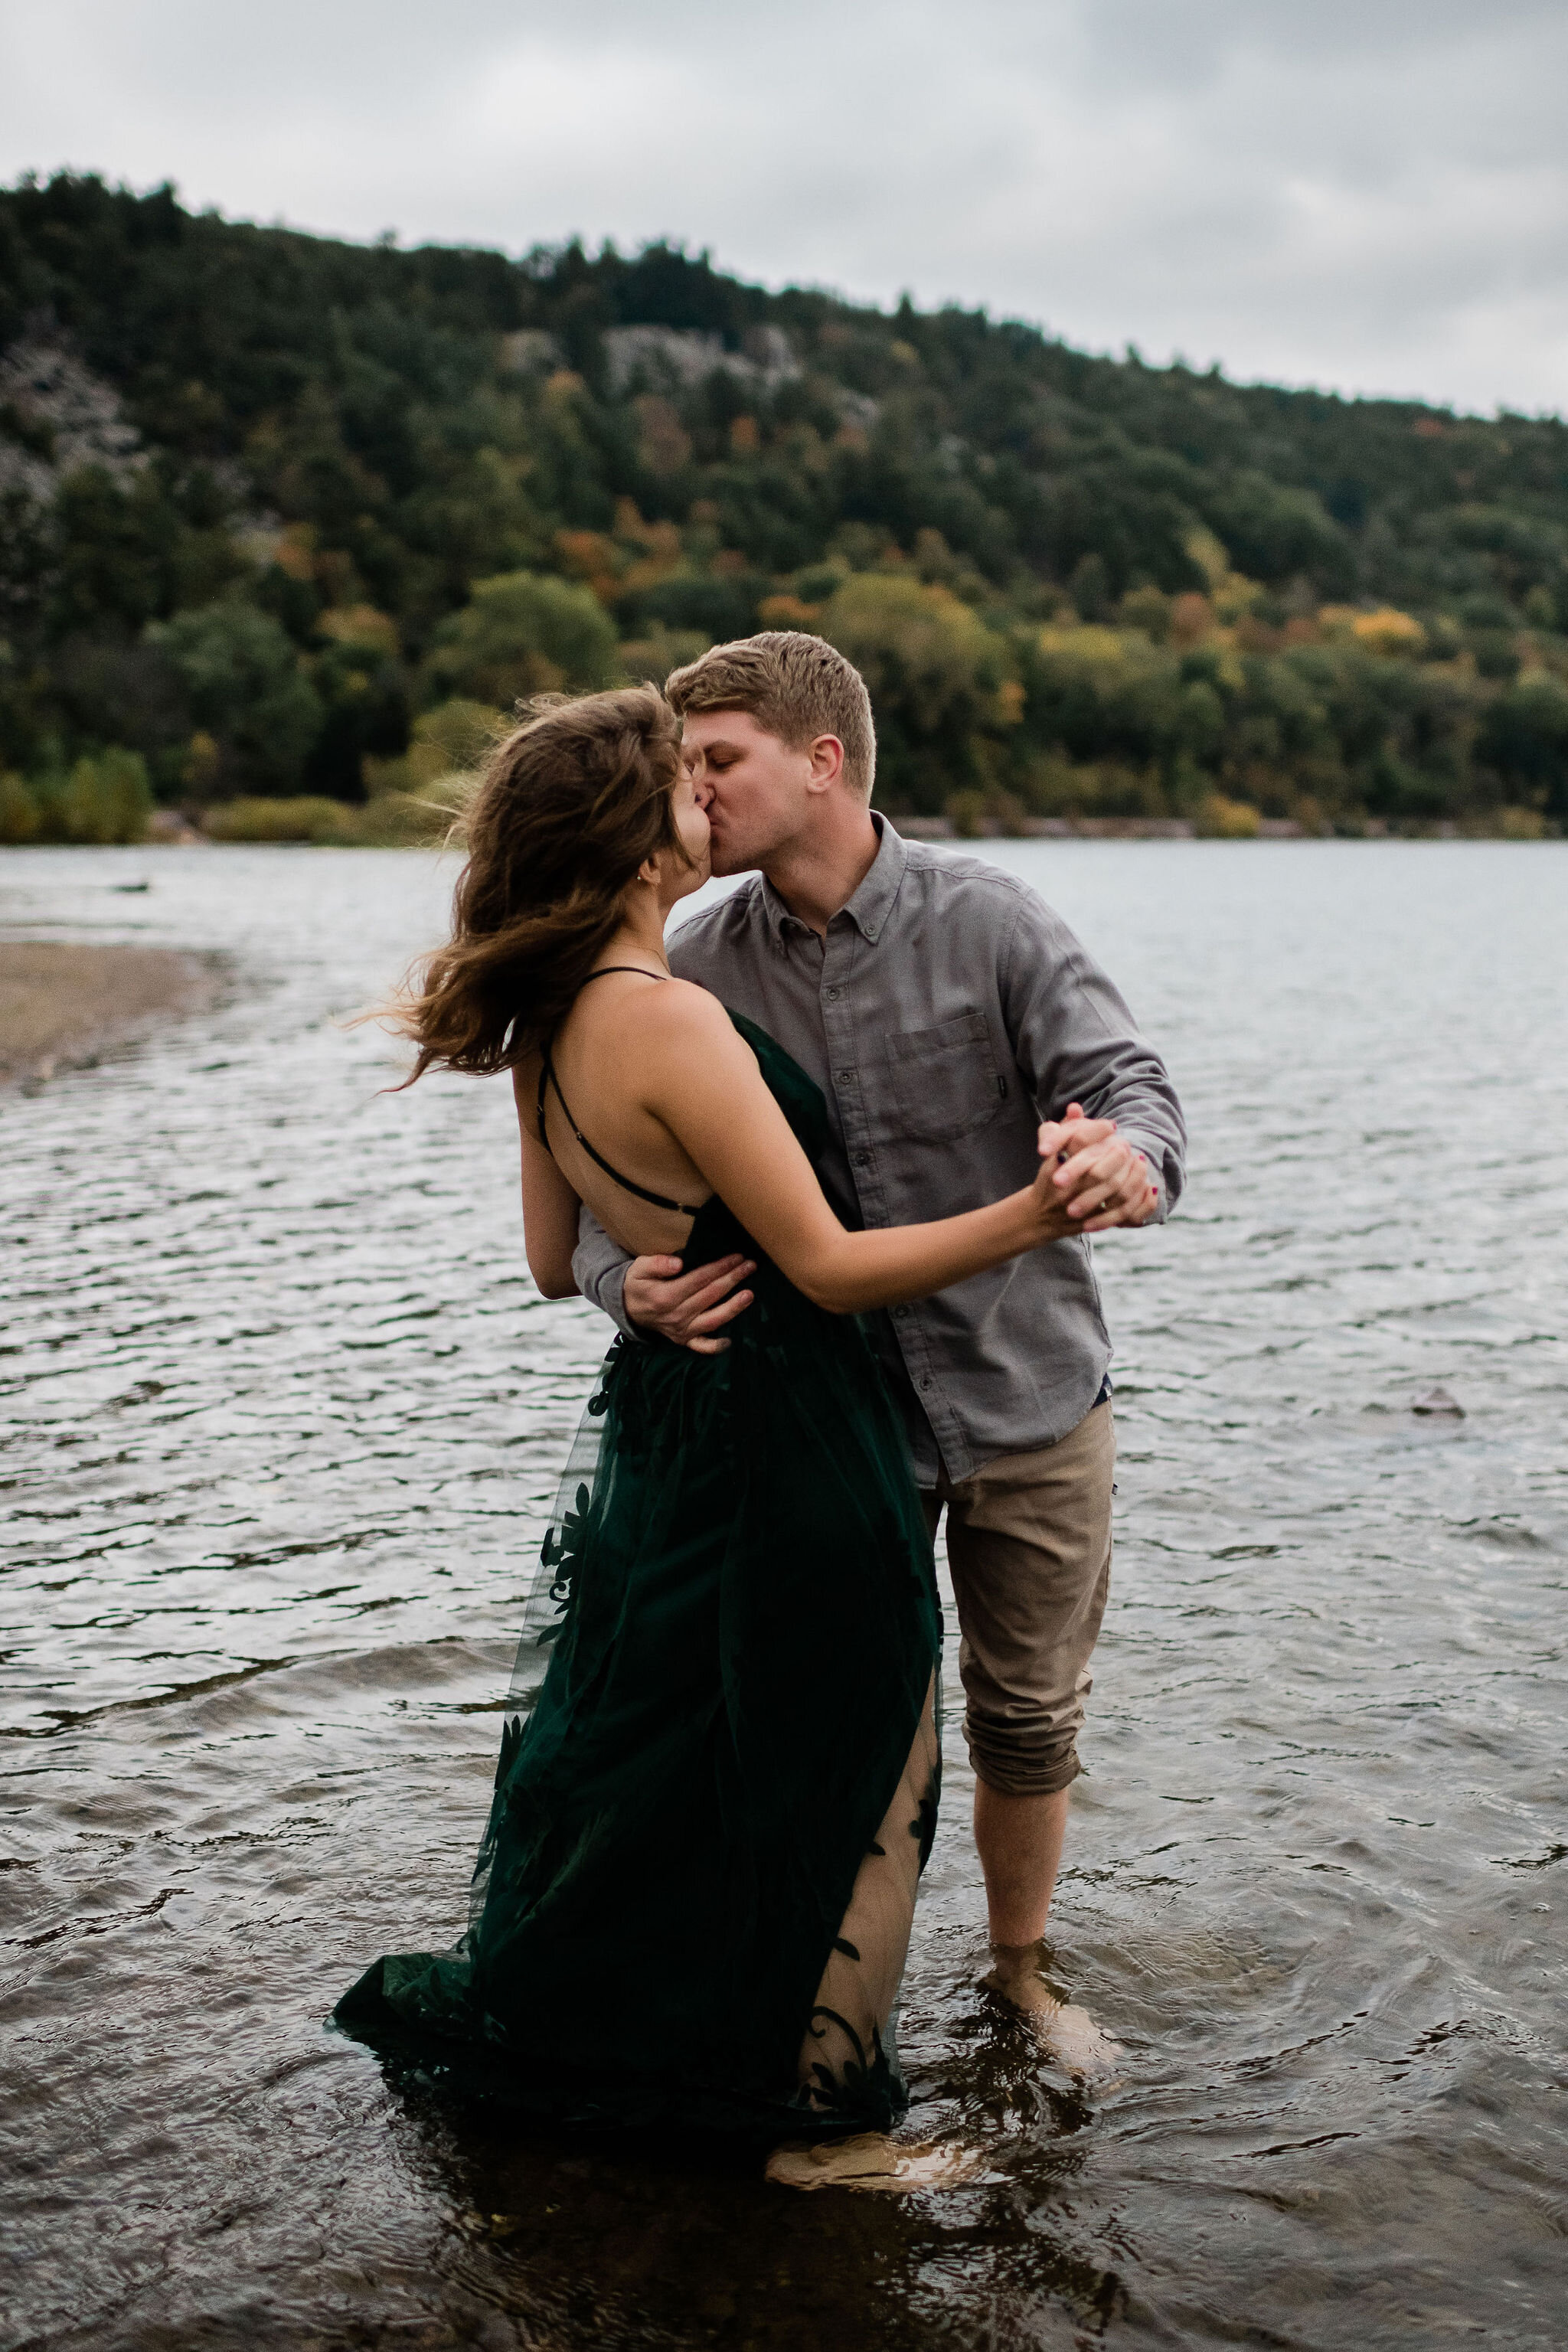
[{"xmin": 0, "ymin": 332, "xmax": 145, "ymax": 503}]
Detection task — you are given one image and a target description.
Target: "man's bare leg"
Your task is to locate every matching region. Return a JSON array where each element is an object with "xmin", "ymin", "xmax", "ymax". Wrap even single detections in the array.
[
  {"xmin": 975, "ymin": 1780, "xmax": 1120, "ymax": 2076},
  {"xmin": 974, "ymin": 1781, "xmax": 1068, "ymax": 1945}
]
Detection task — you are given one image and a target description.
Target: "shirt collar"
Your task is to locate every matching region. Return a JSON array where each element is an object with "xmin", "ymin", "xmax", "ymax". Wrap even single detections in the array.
[{"xmin": 757, "ymin": 813, "xmax": 909, "ymax": 945}]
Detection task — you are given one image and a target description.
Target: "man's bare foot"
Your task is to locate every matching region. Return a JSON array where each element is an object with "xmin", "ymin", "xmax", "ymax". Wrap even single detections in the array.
[
  {"xmin": 982, "ymin": 1941, "xmax": 1123, "ymax": 2079},
  {"xmin": 765, "ymin": 2132, "xmax": 987, "ymax": 2194}
]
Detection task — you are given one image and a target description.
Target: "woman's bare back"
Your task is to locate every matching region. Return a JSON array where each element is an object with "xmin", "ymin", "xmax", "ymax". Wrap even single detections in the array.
[{"xmin": 525, "ymin": 969, "xmax": 717, "ymax": 1259}]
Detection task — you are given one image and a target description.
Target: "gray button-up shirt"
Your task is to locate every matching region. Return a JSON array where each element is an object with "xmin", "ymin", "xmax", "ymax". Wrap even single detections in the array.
[{"xmin": 572, "ymin": 818, "xmax": 1186, "ymax": 1484}]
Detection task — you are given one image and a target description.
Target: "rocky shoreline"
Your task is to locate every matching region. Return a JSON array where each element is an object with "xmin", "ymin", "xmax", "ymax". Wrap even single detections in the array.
[{"xmin": 0, "ymin": 941, "xmax": 220, "ymax": 1085}]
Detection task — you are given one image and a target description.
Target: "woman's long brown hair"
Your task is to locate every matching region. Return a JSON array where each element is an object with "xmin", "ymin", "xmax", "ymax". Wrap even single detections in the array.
[{"xmin": 387, "ymin": 686, "xmax": 688, "ymax": 1083}]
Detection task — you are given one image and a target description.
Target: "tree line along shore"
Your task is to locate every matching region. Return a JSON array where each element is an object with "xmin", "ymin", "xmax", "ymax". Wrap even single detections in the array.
[{"xmin": 2, "ymin": 174, "xmax": 1566, "ymax": 848}]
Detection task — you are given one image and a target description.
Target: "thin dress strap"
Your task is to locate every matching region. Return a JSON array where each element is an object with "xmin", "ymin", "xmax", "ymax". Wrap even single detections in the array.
[{"xmin": 536, "ymin": 969, "xmax": 707, "ymax": 1218}]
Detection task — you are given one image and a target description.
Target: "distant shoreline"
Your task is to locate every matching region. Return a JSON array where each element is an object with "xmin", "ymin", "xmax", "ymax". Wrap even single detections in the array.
[
  {"xmin": 897, "ymin": 815, "xmax": 1551, "ymax": 841},
  {"xmin": 0, "ymin": 941, "xmax": 221, "ymax": 1086}
]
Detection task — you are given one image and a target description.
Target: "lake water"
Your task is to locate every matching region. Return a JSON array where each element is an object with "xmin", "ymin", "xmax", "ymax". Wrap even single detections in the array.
[{"xmin": 3, "ymin": 838, "xmax": 1565, "ymax": 2352}]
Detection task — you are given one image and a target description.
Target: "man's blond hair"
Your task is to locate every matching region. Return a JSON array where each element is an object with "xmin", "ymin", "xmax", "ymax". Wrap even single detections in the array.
[{"xmin": 664, "ymin": 631, "xmax": 877, "ymax": 801}]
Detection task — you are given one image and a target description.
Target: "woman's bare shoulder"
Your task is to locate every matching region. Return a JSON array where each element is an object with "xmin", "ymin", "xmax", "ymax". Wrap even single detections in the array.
[{"xmin": 616, "ymin": 977, "xmax": 749, "ymax": 1054}]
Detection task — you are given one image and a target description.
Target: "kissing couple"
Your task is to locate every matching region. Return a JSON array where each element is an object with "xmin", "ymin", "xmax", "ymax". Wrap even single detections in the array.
[{"xmin": 335, "ymin": 632, "xmax": 1186, "ymax": 2187}]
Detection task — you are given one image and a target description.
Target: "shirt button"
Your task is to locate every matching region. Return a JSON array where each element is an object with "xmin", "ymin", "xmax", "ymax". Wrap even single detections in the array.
[
  {"xmin": 853, "ymin": 1151, "xmax": 871, "ymax": 1168},
  {"xmin": 893, "ymin": 1305, "xmax": 911, "ymax": 1318},
  {"xmin": 825, "ymin": 985, "xmax": 843, "ymax": 1001},
  {"xmin": 919, "ymin": 1375, "xmax": 933, "ymax": 1389},
  {"xmin": 836, "ymin": 1068, "xmax": 852, "ymax": 1082}
]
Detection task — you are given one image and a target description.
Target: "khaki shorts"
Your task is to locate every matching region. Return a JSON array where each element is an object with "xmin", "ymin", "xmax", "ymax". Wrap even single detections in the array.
[{"xmin": 922, "ymin": 1401, "xmax": 1115, "ymax": 1798}]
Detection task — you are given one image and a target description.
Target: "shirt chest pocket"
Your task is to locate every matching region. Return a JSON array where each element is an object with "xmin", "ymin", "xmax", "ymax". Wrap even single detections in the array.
[{"xmin": 884, "ymin": 1009, "xmax": 1007, "ymax": 1142}]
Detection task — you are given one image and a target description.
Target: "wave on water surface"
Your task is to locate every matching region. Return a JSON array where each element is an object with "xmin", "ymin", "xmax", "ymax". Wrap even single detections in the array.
[{"xmin": 2, "ymin": 841, "xmax": 1566, "ymax": 2350}]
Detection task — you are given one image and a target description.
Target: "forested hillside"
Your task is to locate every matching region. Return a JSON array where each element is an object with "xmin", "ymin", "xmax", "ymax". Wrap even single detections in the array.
[{"xmin": 3, "ymin": 172, "xmax": 1566, "ymax": 841}]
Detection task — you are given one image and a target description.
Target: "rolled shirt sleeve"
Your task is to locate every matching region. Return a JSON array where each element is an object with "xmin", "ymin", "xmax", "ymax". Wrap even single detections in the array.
[{"xmin": 570, "ymin": 1203, "xmax": 640, "ymax": 1338}]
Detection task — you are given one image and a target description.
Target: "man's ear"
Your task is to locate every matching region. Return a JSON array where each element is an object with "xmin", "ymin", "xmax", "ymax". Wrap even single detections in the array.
[{"xmin": 805, "ymin": 733, "xmax": 846, "ymax": 792}]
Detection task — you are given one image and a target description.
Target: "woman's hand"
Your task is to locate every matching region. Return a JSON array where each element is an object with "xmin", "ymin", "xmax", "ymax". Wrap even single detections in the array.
[
  {"xmin": 1018, "ymin": 1109, "xmax": 1119, "ymax": 1245},
  {"xmin": 1037, "ymin": 1102, "xmax": 1159, "ymax": 1231}
]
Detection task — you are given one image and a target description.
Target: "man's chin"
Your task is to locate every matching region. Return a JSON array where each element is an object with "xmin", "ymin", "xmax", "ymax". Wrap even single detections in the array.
[{"xmin": 708, "ymin": 839, "xmax": 763, "ymax": 878}]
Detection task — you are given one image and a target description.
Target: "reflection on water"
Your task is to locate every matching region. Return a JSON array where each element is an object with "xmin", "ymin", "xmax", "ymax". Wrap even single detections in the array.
[{"xmin": 3, "ymin": 840, "xmax": 1566, "ymax": 2351}]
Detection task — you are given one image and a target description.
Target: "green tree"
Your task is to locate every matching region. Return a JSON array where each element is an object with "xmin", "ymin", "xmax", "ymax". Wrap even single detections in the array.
[
  {"xmin": 363, "ymin": 698, "xmax": 509, "ymax": 797},
  {"xmin": 820, "ymin": 573, "xmax": 1014, "ymax": 812},
  {"xmin": 60, "ymin": 746, "xmax": 152, "ymax": 841},
  {"xmin": 0, "ymin": 771, "xmax": 41, "ymax": 842},
  {"xmin": 303, "ymin": 632, "xmax": 411, "ymax": 800},
  {"xmin": 1476, "ymin": 677, "xmax": 1568, "ymax": 822},
  {"xmin": 147, "ymin": 602, "xmax": 324, "ymax": 795},
  {"xmin": 423, "ymin": 570, "xmax": 622, "ymax": 708},
  {"xmin": 1022, "ymin": 626, "xmax": 1187, "ymax": 776},
  {"xmin": 48, "ymin": 466, "xmax": 178, "ymax": 635},
  {"xmin": 1201, "ymin": 472, "xmax": 1354, "ymax": 596}
]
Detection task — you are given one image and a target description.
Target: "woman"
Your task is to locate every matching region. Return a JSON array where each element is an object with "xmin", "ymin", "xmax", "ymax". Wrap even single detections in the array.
[{"xmin": 333, "ymin": 688, "xmax": 1105, "ymax": 2178}]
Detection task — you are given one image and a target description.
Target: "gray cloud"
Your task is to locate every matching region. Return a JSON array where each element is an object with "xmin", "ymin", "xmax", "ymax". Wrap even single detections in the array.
[{"xmin": 2, "ymin": 0, "xmax": 1565, "ymax": 413}]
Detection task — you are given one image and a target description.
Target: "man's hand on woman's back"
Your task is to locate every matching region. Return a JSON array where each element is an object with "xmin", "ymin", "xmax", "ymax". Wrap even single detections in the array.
[{"xmin": 624, "ymin": 1252, "xmax": 756, "ymax": 1354}]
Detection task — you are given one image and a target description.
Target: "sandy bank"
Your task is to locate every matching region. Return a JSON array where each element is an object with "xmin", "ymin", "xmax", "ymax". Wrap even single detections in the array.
[{"xmin": 0, "ymin": 942, "xmax": 220, "ymax": 1084}]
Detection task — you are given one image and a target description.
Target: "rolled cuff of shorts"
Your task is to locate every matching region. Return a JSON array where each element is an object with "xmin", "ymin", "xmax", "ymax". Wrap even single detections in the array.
[{"xmin": 964, "ymin": 1714, "xmax": 1082, "ymax": 1798}]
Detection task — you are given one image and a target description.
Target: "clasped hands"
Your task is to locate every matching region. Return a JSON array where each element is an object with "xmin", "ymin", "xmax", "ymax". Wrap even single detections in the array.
[
  {"xmin": 624, "ymin": 1102, "xmax": 1157, "ymax": 1356},
  {"xmin": 1032, "ymin": 1100, "xmax": 1158, "ymax": 1238}
]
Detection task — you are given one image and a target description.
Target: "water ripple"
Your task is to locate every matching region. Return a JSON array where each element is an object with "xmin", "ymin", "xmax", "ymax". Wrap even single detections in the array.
[{"xmin": 3, "ymin": 840, "xmax": 1566, "ymax": 2350}]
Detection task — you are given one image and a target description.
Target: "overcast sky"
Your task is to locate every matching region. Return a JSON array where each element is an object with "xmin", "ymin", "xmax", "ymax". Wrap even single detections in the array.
[{"xmin": 3, "ymin": 0, "xmax": 1566, "ymax": 416}]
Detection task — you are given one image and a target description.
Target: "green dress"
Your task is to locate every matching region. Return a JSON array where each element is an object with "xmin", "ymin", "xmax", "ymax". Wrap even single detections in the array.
[{"xmin": 332, "ymin": 1014, "xmax": 942, "ymax": 2145}]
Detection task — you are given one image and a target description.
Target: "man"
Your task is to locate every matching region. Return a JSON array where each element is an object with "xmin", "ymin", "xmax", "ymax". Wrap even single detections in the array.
[{"xmin": 573, "ymin": 632, "xmax": 1185, "ymax": 2051}]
